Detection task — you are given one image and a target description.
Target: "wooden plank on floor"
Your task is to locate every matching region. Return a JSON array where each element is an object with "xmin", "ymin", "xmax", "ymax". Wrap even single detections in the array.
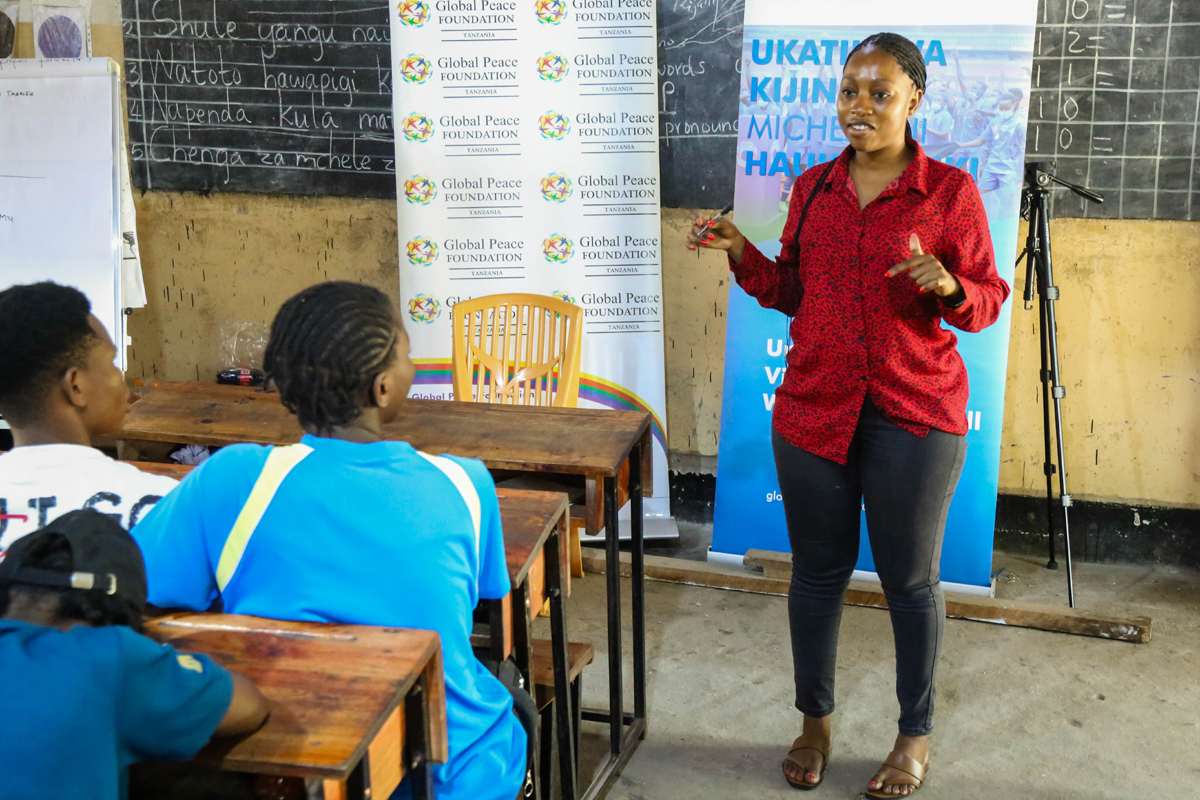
[
  {"xmin": 580, "ymin": 549, "xmax": 1152, "ymax": 644},
  {"xmin": 743, "ymin": 548, "xmax": 792, "ymax": 580}
]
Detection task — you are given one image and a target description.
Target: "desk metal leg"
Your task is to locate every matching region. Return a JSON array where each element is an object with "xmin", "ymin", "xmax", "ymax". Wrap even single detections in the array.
[
  {"xmin": 546, "ymin": 517, "xmax": 578, "ymax": 800},
  {"xmin": 405, "ymin": 673, "xmax": 435, "ymax": 800},
  {"xmin": 488, "ymin": 597, "xmax": 507, "ymax": 665},
  {"xmin": 628, "ymin": 443, "xmax": 646, "ymax": 728},
  {"xmin": 602, "ymin": 475, "xmax": 623, "ymax": 756},
  {"xmin": 346, "ymin": 756, "xmax": 368, "ymax": 800},
  {"xmin": 577, "ymin": 462, "xmax": 650, "ymax": 800},
  {"xmin": 511, "ymin": 581, "xmax": 539, "ymax": 800}
]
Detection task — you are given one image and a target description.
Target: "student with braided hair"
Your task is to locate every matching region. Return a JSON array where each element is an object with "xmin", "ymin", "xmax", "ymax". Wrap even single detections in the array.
[
  {"xmin": 133, "ymin": 281, "xmax": 528, "ymax": 800},
  {"xmin": 689, "ymin": 32, "xmax": 1010, "ymax": 796}
]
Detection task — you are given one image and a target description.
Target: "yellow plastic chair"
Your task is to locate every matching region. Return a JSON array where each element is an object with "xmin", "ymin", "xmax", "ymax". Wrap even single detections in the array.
[
  {"xmin": 450, "ymin": 293, "xmax": 582, "ymax": 407},
  {"xmin": 450, "ymin": 293, "xmax": 590, "ymax": 585}
]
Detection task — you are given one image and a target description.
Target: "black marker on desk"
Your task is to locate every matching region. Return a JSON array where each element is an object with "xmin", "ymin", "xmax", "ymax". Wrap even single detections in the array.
[{"xmin": 697, "ymin": 203, "xmax": 734, "ymax": 259}]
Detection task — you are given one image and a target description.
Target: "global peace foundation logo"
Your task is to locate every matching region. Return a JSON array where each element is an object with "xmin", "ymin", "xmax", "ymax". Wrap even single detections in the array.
[
  {"xmin": 406, "ymin": 236, "xmax": 439, "ymax": 266},
  {"xmin": 540, "ymin": 172, "xmax": 572, "ymax": 203},
  {"xmin": 538, "ymin": 111, "xmax": 570, "ymax": 140},
  {"xmin": 404, "ymin": 175, "xmax": 438, "ymax": 204},
  {"xmin": 402, "ymin": 112, "xmax": 434, "ymax": 142},
  {"xmin": 400, "ymin": 54, "xmax": 432, "ymax": 84},
  {"xmin": 551, "ymin": 290, "xmax": 576, "ymax": 305},
  {"xmin": 408, "ymin": 293, "xmax": 441, "ymax": 323},
  {"xmin": 535, "ymin": 0, "xmax": 567, "ymax": 24},
  {"xmin": 542, "ymin": 234, "xmax": 574, "ymax": 263},
  {"xmin": 397, "ymin": 0, "xmax": 430, "ymax": 26},
  {"xmin": 536, "ymin": 52, "xmax": 569, "ymax": 82}
]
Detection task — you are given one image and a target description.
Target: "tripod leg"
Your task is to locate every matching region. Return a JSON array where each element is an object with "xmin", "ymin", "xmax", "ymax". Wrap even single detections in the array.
[
  {"xmin": 1034, "ymin": 198, "xmax": 1076, "ymax": 608},
  {"xmin": 1038, "ymin": 297, "xmax": 1058, "ymax": 571},
  {"xmin": 1029, "ymin": 200, "xmax": 1058, "ymax": 571}
]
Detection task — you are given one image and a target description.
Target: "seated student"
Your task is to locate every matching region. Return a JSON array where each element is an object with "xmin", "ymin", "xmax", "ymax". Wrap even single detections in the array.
[
  {"xmin": 0, "ymin": 282, "xmax": 178, "ymax": 550},
  {"xmin": 0, "ymin": 509, "xmax": 269, "ymax": 800},
  {"xmin": 133, "ymin": 281, "xmax": 527, "ymax": 800}
]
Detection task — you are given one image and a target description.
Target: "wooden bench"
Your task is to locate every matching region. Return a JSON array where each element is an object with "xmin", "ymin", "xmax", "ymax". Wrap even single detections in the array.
[{"xmin": 532, "ymin": 640, "xmax": 594, "ymax": 710}]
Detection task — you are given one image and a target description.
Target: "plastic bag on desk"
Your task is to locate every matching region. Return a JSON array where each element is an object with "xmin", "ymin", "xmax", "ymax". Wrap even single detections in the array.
[
  {"xmin": 170, "ymin": 444, "xmax": 210, "ymax": 466},
  {"xmin": 217, "ymin": 320, "xmax": 267, "ymax": 386}
]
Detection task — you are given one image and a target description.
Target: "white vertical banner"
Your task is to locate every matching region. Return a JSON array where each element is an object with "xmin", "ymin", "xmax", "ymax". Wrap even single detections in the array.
[{"xmin": 390, "ymin": 0, "xmax": 668, "ymax": 500}]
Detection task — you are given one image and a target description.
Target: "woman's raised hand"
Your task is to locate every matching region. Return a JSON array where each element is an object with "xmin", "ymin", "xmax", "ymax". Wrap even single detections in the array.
[
  {"xmin": 688, "ymin": 214, "xmax": 747, "ymax": 263},
  {"xmin": 886, "ymin": 234, "xmax": 962, "ymax": 298}
]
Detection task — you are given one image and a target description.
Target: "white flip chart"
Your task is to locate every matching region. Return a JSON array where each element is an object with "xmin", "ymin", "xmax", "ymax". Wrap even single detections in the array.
[{"xmin": 0, "ymin": 58, "xmax": 125, "ymax": 367}]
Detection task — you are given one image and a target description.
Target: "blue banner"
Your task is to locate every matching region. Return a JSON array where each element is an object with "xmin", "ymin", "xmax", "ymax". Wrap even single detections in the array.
[{"xmin": 712, "ymin": 18, "xmax": 1035, "ymax": 589}]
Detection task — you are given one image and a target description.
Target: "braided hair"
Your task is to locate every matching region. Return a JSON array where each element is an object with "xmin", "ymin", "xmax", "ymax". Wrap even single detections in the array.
[
  {"xmin": 0, "ymin": 534, "xmax": 145, "ymax": 633},
  {"xmin": 846, "ymin": 32, "xmax": 927, "ymax": 93},
  {"xmin": 0, "ymin": 282, "xmax": 97, "ymax": 425},
  {"xmin": 264, "ymin": 281, "xmax": 401, "ymax": 432}
]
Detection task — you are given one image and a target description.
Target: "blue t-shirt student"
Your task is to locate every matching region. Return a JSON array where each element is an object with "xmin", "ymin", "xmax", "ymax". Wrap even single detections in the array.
[
  {"xmin": 0, "ymin": 619, "xmax": 233, "ymax": 800},
  {"xmin": 133, "ymin": 435, "xmax": 526, "ymax": 800}
]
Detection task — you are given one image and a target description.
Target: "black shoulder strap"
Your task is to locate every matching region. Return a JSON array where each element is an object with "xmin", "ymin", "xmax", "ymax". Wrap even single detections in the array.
[{"xmin": 792, "ymin": 158, "xmax": 838, "ymax": 254}]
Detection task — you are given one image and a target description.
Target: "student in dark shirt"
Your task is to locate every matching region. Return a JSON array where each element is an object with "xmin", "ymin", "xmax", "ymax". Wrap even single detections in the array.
[{"xmin": 0, "ymin": 509, "xmax": 268, "ymax": 800}]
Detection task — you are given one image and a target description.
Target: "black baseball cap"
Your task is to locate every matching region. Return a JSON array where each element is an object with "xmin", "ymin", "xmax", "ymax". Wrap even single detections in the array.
[{"xmin": 0, "ymin": 509, "xmax": 148, "ymax": 607}]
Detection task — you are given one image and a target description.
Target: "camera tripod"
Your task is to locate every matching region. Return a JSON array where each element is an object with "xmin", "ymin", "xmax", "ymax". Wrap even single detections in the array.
[{"xmin": 1015, "ymin": 162, "xmax": 1103, "ymax": 608}]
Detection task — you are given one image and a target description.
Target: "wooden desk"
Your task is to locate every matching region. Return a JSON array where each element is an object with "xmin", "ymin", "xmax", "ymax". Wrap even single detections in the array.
[
  {"xmin": 121, "ymin": 381, "xmax": 650, "ymax": 535},
  {"xmin": 146, "ymin": 614, "xmax": 447, "ymax": 800},
  {"xmin": 121, "ymin": 381, "xmax": 652, "ymax": 800}
]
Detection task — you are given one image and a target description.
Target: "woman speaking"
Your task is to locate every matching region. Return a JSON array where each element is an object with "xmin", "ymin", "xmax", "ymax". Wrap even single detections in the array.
[{"xmin": 689, "ymin": 33, "xmax": 1010, "ymax": 796}]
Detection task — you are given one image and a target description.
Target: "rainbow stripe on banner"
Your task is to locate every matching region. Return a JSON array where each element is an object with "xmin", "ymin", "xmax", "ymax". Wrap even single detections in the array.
[
  {"xmin": 413, "ymin": 359, "xmax": 453, "ymax": 386},
  {"xmin": 412, "ymin": 359, "xmax": 665, "ymax": 449}
]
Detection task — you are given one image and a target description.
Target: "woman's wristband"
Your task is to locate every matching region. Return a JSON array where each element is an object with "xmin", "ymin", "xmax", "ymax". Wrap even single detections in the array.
[{"xmin": 937, "ymin": 283, "xmax": 967, "ymax": 309}]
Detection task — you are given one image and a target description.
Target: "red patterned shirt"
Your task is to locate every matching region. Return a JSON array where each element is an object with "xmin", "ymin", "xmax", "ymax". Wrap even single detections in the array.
[{"xmin": 731, "ymin": 141, "xmax": 1011, "ymax": 464}]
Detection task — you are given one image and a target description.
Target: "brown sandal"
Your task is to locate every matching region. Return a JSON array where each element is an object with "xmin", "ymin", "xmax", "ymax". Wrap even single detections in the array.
[
  {"xmin": 782, "ymin": 735, "xmax": 830, "ymax": 790},
  {"xmin": 865, "ymin": 750, "xmax": 928, "ymax": 797}
]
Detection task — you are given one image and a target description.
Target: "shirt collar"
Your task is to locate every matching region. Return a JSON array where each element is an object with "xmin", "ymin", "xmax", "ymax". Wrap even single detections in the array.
[
  {"xmin": 821, "ymin": 132, "xmax": 930, "ymax": 198},
  {"xmin": 298, "ymin": 433, "xmax": 415, "ymax": 462}
]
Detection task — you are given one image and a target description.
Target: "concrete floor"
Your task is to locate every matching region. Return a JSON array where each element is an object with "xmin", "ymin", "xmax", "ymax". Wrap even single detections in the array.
[{"xmin": 556, "ymin": 548, "xmax": 1200, "ymax": 799}]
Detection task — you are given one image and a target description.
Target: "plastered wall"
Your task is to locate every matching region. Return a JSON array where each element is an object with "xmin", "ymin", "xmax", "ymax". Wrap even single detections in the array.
[
  {"xmin": 1000, "ymin": 219, "xmax": 1200, "ymax": 508},
  {"xmin": 126, "ymin": 193, "xmax": 399, "ymax": 383}
]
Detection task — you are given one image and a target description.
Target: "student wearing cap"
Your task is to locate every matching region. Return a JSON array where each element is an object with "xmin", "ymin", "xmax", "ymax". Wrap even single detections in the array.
[
  {"xmin": 133, "ymin": 282, "xmax": 528, "ymax": 800},
  {"xmin": 0, "ymin": 509, "xmax": 269, "ymax": 800},
  {"xmin": 0, "ymin": 282, "xmax": 178, "ymax": 549}
]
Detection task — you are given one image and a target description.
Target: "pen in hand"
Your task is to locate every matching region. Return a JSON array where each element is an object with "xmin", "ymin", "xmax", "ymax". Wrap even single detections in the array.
[{"xmin": 695, "ymin": 203, "xmax": 734, "ymax": 259}]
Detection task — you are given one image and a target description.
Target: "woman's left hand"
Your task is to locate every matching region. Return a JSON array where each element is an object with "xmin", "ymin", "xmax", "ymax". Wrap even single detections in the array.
[{"xmin": 886, "ymin": 234, "xmax": 962, "ymax": 297}]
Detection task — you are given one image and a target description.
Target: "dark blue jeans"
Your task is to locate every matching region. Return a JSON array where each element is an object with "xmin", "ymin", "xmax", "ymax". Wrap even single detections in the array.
[{"xmin": 772, "ymin": 400, "xmax": 967, "ymax": 736}]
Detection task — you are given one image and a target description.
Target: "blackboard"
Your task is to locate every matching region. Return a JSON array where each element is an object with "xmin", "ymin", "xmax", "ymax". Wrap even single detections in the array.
[
  {"xmin": 1028, "ymin": 0, "xmax": 1200, "ymax": 220},
  {"xmin": 652, "ymin": 0, "xmax": 1200, "ymax": 219},
  {"xmin": 121, "ymin": 0, "xmax": 396, "ymax": 198},
  {"xmin": 656, "ymin": 0, "xmax": 745, "ymax": 209}
]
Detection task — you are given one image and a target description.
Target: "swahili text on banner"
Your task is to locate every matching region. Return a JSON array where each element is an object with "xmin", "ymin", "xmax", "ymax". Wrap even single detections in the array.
[
  {"xmin": 389, "ymin": 0, "xmax": 668, "ymax": 501},
  {"xmin": 711, "ymin": 1, "xmax": 1038, "ymax": 590}
]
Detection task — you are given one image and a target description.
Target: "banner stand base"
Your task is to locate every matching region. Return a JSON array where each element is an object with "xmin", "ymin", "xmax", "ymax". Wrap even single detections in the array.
[
  {"xmin": 580, "ymin": 496, "xmax": 679, "ymax": 543},
  {"xmin": 708, "ymin": 549, "xmax": 995, "ymax": 597}
]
